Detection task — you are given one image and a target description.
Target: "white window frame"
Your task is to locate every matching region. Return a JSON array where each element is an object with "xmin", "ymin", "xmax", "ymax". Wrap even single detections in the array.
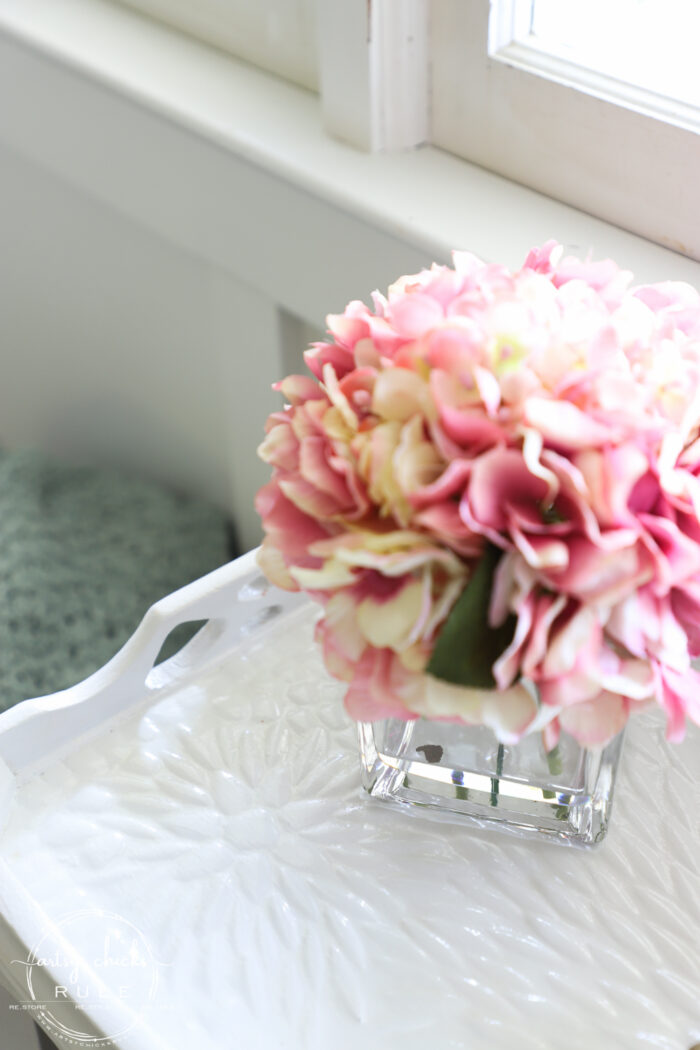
[
  {"xmin": 70, "ymin": 0, "xmax": 700, "ymax": 261},
  {"xmin": 1, "ymin": 0, "xmax": 697, "ymax": 289},
  {"xmin": 317, "ymin": 0, "xmax": 429, "ymax": 152},
  {"xmin": 431, "ymin": 0, "xmax": 700, "ymax": 261},
  {"xmin": 114, "ymin": 0, "xmax": 430, "ymax": 153}
]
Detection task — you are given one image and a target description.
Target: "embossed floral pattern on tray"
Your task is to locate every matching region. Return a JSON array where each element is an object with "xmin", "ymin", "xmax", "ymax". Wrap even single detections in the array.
[{"xmin": 1, "ymin": 602, "xmax": 699, "ymax": 1050}]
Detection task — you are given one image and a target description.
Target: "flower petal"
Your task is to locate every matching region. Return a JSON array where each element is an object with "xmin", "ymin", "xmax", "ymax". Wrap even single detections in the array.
[
  {"xmin": 558, "ymin": 692, "xmax": 629, "ymax": 745},
  {"xmin": 356, "ymin": 579, "xmax": 424, "ymax": 650},
  {"xmin": 523, "ymin": 397, "xmax": 618, "ymax": 449}
]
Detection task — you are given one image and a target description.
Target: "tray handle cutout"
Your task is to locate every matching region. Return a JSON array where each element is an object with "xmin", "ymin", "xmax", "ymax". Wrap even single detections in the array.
[{"xmin": 0, "ymin": 550, "xmax": 303, "ymax": 792}]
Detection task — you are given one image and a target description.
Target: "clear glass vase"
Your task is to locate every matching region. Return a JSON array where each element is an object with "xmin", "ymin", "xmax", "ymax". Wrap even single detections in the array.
[{"xmin": 358, "ymin": 717, "xmax": 625, "ymax": 848}]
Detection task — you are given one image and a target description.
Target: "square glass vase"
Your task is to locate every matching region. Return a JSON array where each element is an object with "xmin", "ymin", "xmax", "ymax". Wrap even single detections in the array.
[{"xmin": 358, "ymin": 717, "xmax": 624, "ymax": 848}]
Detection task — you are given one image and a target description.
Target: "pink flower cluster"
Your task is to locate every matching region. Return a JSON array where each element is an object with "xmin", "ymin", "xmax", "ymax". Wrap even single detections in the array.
[{"xmin": 256, "ymin": 241, "xmax": 700, "ymax": 747}]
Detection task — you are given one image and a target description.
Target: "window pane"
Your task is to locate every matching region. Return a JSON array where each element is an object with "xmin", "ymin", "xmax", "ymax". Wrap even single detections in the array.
[{"xmin": 530, "ymin": 0, "xmax": 700, "ymax": 108}]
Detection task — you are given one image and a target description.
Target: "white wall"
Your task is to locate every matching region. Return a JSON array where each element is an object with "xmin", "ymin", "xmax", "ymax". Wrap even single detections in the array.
[
  {"xmin": 0, "ymin": 12, "xmax": 433, "ymax": 555},
  {"xmin": 0, "ymin": 144, "xmax": 313, "ymax": 551}
]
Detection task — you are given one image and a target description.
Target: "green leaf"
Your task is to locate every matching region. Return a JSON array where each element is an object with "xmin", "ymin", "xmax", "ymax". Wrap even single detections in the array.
[{"xmin": 426, "ymin": 544, "xmax": 516, "ymax": 689}]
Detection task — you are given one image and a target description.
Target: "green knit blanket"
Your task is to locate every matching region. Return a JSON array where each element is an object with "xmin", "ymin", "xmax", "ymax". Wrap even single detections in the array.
[{"xmin": 0, "ymin": 451, "xmax": 233, "ymax": 711}]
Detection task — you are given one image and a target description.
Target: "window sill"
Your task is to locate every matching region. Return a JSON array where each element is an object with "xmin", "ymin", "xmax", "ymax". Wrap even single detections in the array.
[{"xmin": 0, "ymin": 0, "xmax": 698, "ymax": 324}]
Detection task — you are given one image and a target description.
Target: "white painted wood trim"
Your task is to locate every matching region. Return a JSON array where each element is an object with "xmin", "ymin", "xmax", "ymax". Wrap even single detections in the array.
[
  {"xmin": 494, "ymin": 38, "xmax": 700, "ymax": 135},
  {"xmin": 116, "ymin": 0, "xmax": 319, "ymax": 91},
  {"xmin": 0, "ymin": 0, "xmax": 698, "ymax": 292},
  {"xmin": 488, "ymin": 0, "xmax": 533, "ymax": 52},
  {"xmin": 317, "ymin": 0, "xmax": 429, "ymax": 151},
  {"xmin": 209, "ymin": 278, "xmax": 292, "ymax": 553},
  {"xmin": 431, "ymin": 0, "xmax": 700, "ymax": 261}
]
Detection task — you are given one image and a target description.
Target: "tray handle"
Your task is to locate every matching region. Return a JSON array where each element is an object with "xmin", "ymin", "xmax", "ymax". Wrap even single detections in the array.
[{"xmin": 0, "ymin": 549, "xmax": 303, "ymax": 782}]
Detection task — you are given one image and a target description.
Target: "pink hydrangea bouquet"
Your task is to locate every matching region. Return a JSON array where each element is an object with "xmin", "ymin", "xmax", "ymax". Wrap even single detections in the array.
[{"xmin": 256, "ymin": 241, "xmax": 700, "ymax": 752}]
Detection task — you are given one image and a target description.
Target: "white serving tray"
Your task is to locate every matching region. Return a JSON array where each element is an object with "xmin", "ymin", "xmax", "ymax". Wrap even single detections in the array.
[{"xmin": 0, "ymin": 551, "xmax": 698, "ymax": 1050}]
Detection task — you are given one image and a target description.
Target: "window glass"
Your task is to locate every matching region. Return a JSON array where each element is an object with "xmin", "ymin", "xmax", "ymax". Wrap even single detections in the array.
[{"xmin": 530, "ymin": 0, "xmax": 700, "ymax": 109}]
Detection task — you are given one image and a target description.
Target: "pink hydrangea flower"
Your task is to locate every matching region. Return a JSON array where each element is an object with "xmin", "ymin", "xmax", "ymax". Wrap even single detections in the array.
[{"xmin": 256, "ymin": 241, "xmax": 700, "ymax": 747}]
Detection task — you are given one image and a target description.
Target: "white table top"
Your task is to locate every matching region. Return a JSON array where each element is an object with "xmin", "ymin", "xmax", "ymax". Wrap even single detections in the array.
[{"xmin": 0, "ymin": 554, "xmax": 698, "ymax": 1050}]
